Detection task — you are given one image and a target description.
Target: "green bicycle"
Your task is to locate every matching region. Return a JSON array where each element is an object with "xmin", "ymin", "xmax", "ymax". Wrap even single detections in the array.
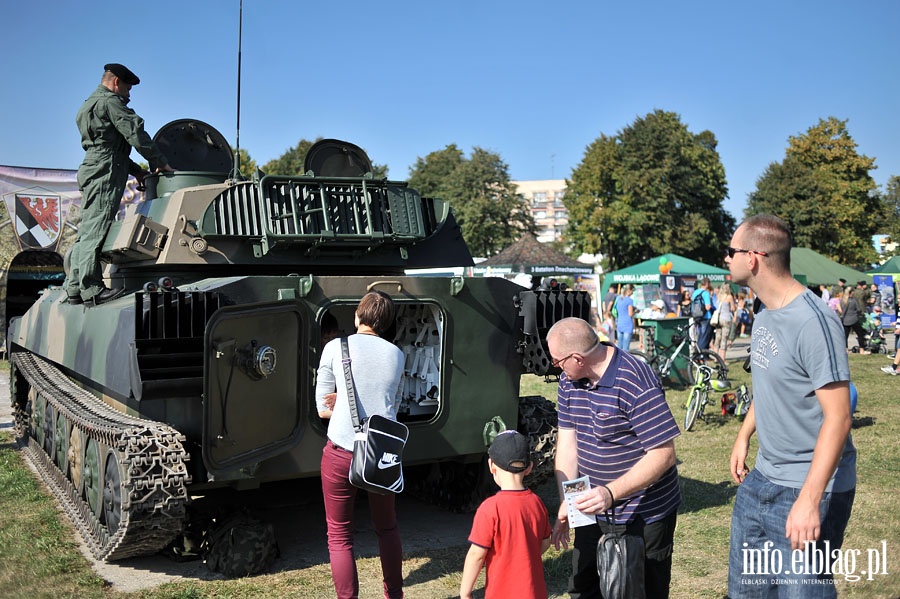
[{"xmin": 684, "ymin": 368, "xmax": 752, "ymax": 431}]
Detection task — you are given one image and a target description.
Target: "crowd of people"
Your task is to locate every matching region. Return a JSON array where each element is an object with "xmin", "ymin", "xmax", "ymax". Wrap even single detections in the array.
[
  {"xmin": 312, "ymin": 215, "xmax": 875, "ymax": 598},
  {"xmin": 602, "ymin": 277, "xmax": 756, "ymax": 361},
  {"xmin": 600, "ymin": 273, "xmax": 898, "ymax": 365}
]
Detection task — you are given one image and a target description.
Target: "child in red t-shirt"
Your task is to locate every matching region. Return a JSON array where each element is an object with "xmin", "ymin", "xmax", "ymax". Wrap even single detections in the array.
[{"xmin": 459, "ymin": 431, "xmax": 552, "ymax": 599}]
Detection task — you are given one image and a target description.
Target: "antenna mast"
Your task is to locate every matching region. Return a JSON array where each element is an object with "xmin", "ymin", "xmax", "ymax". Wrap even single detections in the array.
[{"xmin": 233, "ymin": 0, "xmax": 243, "ymax": 177}]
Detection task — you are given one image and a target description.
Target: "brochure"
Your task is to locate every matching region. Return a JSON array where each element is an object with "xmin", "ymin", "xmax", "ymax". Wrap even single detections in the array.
[{"xmin": 562, "ymin": 475, "xmax": 595, "ymax": 528}]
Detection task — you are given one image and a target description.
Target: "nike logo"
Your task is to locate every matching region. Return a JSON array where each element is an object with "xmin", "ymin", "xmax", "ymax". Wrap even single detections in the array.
[{"xmin": 378, "ymin": 453, "xmax": 400, "ymax": 469}]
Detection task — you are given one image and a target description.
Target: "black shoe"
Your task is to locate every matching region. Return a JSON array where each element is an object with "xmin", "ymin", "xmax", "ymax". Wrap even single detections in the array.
[
  {"xmin": 87, "ymin": 287, "xmax": 127, "ymax": 307},
  {"xmin": 66, "ymin": 294, "xmax": 83, "ymax": 305}
]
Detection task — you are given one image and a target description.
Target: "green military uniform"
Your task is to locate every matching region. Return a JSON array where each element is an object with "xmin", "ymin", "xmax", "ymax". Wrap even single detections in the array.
[{"xmin": 64, "ymin": 85, "xmax": 168, "ymax": 302}]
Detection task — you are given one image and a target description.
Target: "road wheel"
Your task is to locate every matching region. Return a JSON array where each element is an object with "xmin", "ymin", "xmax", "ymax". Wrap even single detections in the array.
[
  {"xmin": 68, "ymin": 427, "xmax": 85, "ymax": 493},
  {"xmin": 53, "ymin": 410, "xmax": 70, "ymax": 475},
  {"xmin": 84, "ymin": 438, "xmax": 103, "ymax": 517},
  {"xmin": 103, "ymin": 449, "xmax": 124, "ymax": 534}
]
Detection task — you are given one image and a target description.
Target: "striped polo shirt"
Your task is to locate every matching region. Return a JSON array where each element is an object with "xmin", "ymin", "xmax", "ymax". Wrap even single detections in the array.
[{"xmin": 557, "ymin": 343, "xmax": 681, "ymax": 525}]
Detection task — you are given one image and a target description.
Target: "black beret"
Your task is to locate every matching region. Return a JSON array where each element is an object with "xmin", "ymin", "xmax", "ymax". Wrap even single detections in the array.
[{"xmin": 104, "ymin": 63, "xmax": 140, "ymax": 85}]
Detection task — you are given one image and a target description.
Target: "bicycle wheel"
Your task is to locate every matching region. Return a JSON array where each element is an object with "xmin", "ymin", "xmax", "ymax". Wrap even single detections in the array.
[
  {"xmin": 692, "ymin": 350, "xmax": 729, "ymax": 382},
  {"xmin": 684, "ymin": 387, "xmax": 705, "ymax": 431},
  {"xmin": 629, "ymin": 350, "xmax": 653, "ymax": 365},
  {"xmin": 629, "ymin": 350, "xmax": 665, "ymax": 378}
]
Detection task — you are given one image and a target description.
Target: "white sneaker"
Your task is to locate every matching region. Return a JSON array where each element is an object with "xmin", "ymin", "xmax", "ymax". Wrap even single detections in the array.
[{"xmin": 880, "ymin": 366, "xmax": 898, "ymax": 375}]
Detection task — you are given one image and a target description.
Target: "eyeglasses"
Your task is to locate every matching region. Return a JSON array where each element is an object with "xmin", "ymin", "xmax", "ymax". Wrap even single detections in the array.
[
  {"xmin": 726, "ymin": 247, "xmax": 769, "ymax": 259},
  {"xmin": 551, "ymin": 340, "xmax": 600, "ymax": 368},
  {"xmin": 551, "ymin": 352, "xmax": 577, "ymax": 368}
]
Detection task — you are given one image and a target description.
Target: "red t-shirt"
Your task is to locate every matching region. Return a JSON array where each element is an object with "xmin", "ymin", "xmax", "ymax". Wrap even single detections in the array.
[{"xmin": 468, "ymin": 489, "xmax": 552, "ymax": 599}]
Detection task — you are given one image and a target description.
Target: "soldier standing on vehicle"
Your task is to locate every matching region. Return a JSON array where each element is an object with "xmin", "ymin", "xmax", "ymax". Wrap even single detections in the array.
[{"xmin": 65, "ymin": 63, "xmax": 173, "ymax": 306}]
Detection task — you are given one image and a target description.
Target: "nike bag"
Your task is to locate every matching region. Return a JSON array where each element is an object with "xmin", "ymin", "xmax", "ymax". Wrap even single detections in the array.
[
  {"xmin": 350, "ymin": 414, "xmax": 408, "ymax": 495},
  {"xmin": 596, "ymin": 512, "xmax": 645, "ymax": 599},
  {"xmin": 340, "ymin": 338, "xmax": 408, "ymax": 495}
]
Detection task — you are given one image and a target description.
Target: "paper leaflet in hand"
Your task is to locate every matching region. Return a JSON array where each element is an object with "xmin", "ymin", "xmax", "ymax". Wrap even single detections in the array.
[{"xmin": 562, "ymin": 475, "xmax": 595, "ymax": 528}]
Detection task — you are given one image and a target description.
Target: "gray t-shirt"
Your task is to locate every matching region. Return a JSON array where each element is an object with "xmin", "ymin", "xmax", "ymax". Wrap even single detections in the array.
[
  {"xmin": 751, "ymin": 289, "xmax": 856, "ymax": 492},
  {"xmin": 316, "ymin": 333, "xmax": 405, "ymax": 450}
]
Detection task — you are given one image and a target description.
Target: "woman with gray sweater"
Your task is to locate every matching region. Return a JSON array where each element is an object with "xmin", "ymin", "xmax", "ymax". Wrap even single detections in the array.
[{"xmin": 316, "ymin": 291, "xmax": 405, "ymax": 599}]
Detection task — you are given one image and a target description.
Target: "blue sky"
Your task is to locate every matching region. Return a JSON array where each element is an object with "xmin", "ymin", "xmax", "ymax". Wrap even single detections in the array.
[{"xmin": 2, "ymin": 0, "xmax": 898, "ymax": 220}]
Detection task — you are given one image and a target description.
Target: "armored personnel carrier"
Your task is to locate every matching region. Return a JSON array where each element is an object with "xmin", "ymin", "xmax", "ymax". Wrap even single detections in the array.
[{"xmin": 7, "ymin": 120, "xmax": 591, "ymax": 560}]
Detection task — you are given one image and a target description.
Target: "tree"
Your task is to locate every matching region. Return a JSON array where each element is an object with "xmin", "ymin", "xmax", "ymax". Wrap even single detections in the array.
[
  {"xmin": 408, "ymin": 145, "xmax": 534, "ymax": 257},
  {"xmin": 746, "ymin": 117, "xmax": 880, "ymax": 267},
  {"xmin": 565, "ymin": 110, "xmax": 735, "ymax": 270},
  {"xmin": 262, "ymin": 138, "xmax": 387, "ymax": 178},
  {"xmin": 880, "ymin": 175, "xmax": 900, "ymax": 255},
  {"xmin": 231, "ymin": 147, "xmax": 258, "ymax": 177}
]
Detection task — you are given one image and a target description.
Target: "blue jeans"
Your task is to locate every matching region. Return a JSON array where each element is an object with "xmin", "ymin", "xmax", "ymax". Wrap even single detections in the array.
[
  {"xmin": 696, "ymin": 319, "xmax": 713, "ymax": 350},
  {"xmin": 616, "ymin": 329, "xmax": 633, "ymax": 350},
  {"xmin": 728, "ymin": 469, "xmax": 855, "ymax": 598}
]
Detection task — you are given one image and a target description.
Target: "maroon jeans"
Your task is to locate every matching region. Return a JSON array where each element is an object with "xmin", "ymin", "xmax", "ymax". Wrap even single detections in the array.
[{"xmin": 321, "ymin": 440, "xmax": 404, "ymax": 599}]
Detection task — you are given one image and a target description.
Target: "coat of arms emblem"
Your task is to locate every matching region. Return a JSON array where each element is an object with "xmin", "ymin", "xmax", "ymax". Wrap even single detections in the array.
[{"xmin": 15, "ymin": 193, "xmax": 61, "ymax": 248}]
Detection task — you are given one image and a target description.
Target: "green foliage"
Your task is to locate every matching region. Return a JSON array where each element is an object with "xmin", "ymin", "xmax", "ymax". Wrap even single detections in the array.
[
  {"xmin": 879, "ymin": 175, "xmax": 900, "ymax": 255},
  {"xmin": 408, "ymin": 145, "xmax": 535, "ymax": 257},
  {"xmin": 231, "ymin": 147, "xmax": 258, "ymax": 177},
  {"xmin": 261, "ymin": 138, "xmax": 388, "ymax": 178},
  {"xmin": 565, "ymin": 110, "xmax": 735, "ymax": 270},
  {"xmin": 746, "ymin": 117, "xmax": 880, "ymax": 267},
  {"xmin": 262, "ymin": 139, "xmax": 318, "ymax": 175}
]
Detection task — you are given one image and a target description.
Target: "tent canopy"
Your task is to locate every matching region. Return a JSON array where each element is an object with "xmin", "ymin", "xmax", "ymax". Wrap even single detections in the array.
[
  {"xmin": 472, "ymin": 233, "xmax": 593, "ymax": 276},
  {"xmin": 789, "ymin": 247, "xmax": 869, "ymax": 287},
  {"xmin": 868, "ymin": 255, "xmax": 900, "ymax": 276},
  {"xmin": 601, "ymin": 253, "xmax": 729, "ymax": 296}
]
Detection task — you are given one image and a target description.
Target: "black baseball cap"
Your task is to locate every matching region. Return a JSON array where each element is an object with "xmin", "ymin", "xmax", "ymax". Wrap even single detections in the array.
[
  {"xmin": 488, "ymin": 430, "xmax": 531, "ymax": 473},
  {"xmin": 104, "ymin": 63, "xmax": 140, "ymax": 85}
]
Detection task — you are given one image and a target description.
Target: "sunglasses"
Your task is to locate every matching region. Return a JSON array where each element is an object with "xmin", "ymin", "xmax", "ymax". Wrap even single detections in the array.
[{"xmin": 726, "ymin": 247, "xmax": 769, "ymax": 259}]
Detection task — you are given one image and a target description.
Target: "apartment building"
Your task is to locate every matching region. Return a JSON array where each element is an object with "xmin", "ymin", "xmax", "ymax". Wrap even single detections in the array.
[{"xmin": 512, "ymin": 179, "xmax": 568, "ymax": 243}]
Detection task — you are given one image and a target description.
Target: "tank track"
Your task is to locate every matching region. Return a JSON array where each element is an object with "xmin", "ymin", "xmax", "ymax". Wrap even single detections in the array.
[
  {"xmin": 11, "ymin": 352, "xmax": 191, "ymax": 561},
  {"xmin": 518, "ymin": 395, "xmax": 558, "ymax": 488},
  {"xmin": 406, "ymin": 395, "xmax": 558, "ymax": 512}
]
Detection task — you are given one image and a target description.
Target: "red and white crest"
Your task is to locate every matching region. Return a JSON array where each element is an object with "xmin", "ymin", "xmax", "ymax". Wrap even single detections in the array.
[{"xmin": 15, "ymin": 193, "xmax": 62, "ymax": 248}]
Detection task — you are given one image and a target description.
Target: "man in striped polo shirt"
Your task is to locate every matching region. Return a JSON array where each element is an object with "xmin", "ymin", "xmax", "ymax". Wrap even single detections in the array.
[{"xmin": 548, "ymin": 317, "xmax": 681, "ymax": 598}]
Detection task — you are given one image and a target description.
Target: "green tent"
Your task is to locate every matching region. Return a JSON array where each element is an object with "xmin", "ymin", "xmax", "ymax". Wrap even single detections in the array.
[
  {"xmin": 601, "ymin": 253, "xmax": 729, "ymax": 296},
  {"xmin": 789, "ymin": 248, "xmax": 869, "ymax": 287},
  {"xmin": 868, "ymin": 255, "xmax": 900, "ymax": 276}
]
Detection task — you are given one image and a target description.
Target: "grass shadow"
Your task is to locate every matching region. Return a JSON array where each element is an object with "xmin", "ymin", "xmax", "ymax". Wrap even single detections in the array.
[
  {"xmin": 400, "ymin": 544, "xmax": 469, "ymax": 596},
  {"xmin": 851, "ymin": 414, "xmax": 876, "ymax": 429},
  {"xmin": 692, "ymin": 413, "xmax": 741, "ymax": 430},
  {"xmin": 678, "ymin": 476, "xmax": 737, "ymax": 514}
]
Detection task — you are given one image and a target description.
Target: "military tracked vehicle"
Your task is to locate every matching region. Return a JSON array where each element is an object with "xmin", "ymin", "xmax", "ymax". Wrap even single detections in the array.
[{"xmin": 7, "ymin": 120, "xmax": 592, "ymax": 560}]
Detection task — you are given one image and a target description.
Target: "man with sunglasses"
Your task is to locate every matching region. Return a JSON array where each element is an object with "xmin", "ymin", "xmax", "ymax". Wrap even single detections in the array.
[
  {"xmin": 725, "ymin": 215, "xmax": 855, "ymax": 597},
  {"xmin": 547, "ymin": 317, "xmax": 681, "ymax": 598}
]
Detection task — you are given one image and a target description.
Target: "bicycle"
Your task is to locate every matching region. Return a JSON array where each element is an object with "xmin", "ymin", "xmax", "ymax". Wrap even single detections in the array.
[
  {"xmin": 683, "ymin": 366, "xmax": 752, "ymax": 431},
  {"xmin": 630, "ymin": 321, "xmax": 729, "ymax": 387}
]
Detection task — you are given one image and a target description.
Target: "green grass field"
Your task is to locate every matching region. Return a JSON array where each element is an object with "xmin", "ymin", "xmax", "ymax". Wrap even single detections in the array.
[{"xmin": 0, "ymin": 353, "xmax": 897, "ymax": 598}]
